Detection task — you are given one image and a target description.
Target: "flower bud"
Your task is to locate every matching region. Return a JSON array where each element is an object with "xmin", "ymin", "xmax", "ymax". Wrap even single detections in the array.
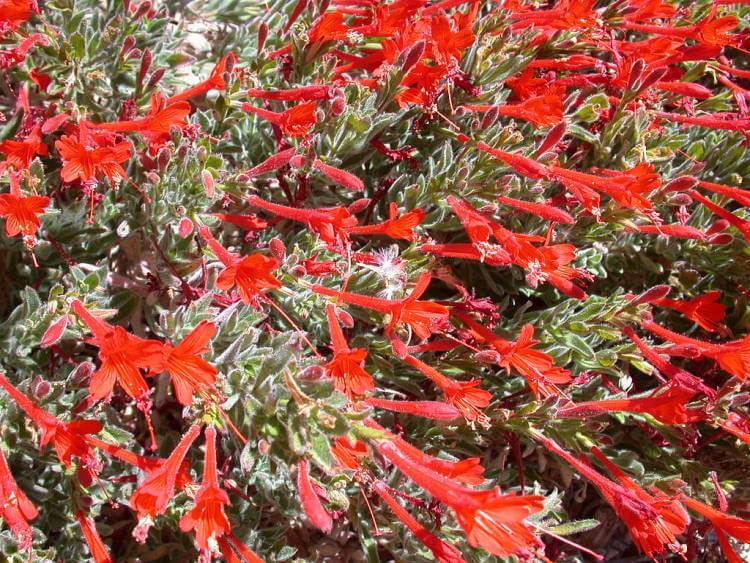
[
  {"xmin": 178, "ymin": 217, "xmax": 194, "ymax": 237},
  {"xmin": 336, "ymin": 308, "xmax": 354, "ymax": 328},
  {"xmin": 32, "ymin": 375, "xmax": 51, "ymax": 400},
  {"xmin": 201, "ymin": 170, "xmax": 215, "ymax": 198},
  {"xmin": 269, "ymin": 237, "xmax": 286, "ymax": 260}
]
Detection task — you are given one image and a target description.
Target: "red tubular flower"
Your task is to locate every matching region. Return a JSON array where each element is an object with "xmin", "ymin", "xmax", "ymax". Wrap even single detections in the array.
[
  {"xmin": 167, "ymin": 52, "xmax": 236, "ymax": 103},
  {"xmin": 348, "ymin": 202, "xmax": 426, "ymax": 241},
  {"xmin": 372, "ymin": 482, "xmax": 466, "ymax": 563},
  {"xmin": 216, "ymin": 534, "xmax": 264, "ymax": 563},
  {"xmin": 76, "ymin": 510, "xmax": 113, "ymax": 563},
  {"xmin": 642, "ymin": 319, "xmax": 750, "ymax": 381},
  {"xmin": 366, "ymin": 420, "xmax": 485, "ymax": 485},
  {"xmin": 558, "ymin": 381, "xmax": 702, "ymax": 424},
  {"xmin": 403, "ymin": 354, "xmax": 491, "ymax": 424},
  {"xmin": 179, "ymin": 427, "xmax": 234, "ymax": 560},
  {"xmin": 538, "ymin": 436, "xmax": 689, "ymax": 559},
  {"xmin": 161, "ymin": 321, "xmax": 219, "ymax": 405},
  {"xmin": 131, "ymin": 424, "xmax": 201, "ymax": 541},
  {"xmin": 652, "ymin": 110, "xmax": 750, "ymax": 132},
  {"xmin": 623, "ymin": 326, "xmax": 714, "ymax": 396},
  {"xmin": 245, "ymin": 147, "xmax": 297, "ymax": 178},
  {"xmin": 652, "ymin": 291, "xmax": 727, "ymax": 333},
  {"xmin": 458, "ymin": 314, "xmax": 571, "ymax": 398},
  {"xmin": 375, "ymin": 439, "xmax": 544, "ymax": 559},
  {"xmin": 690, "ymin": 189, "xmax": 750, "ymax": 242},
  {"xmin": 199, "ymin": 225, "xmax": 282, "ymax": 305},
  {"xmin": 496, "ymin": 195, "xmax": 574, "ymax": 225},
  {"xmin": 86, "ymin": 436, "xmax": 191, "ymax": 488},
  {"xmin": 248, "ymin": 195, "xmax": 358, "ymax": 247},
  {"xmin": 697, "ymin": 180, "xmax": 750, "ymax": 207},
  {"xmin": 464, "ymin": 94, "xmax": 564, "ymax": 128},
  {"xmin": 655, "ymin": 81, "xmax": 713, "ymax": 99},
  {"xmin": 364, "ymin": 397, "xmax": 462, "ymax": 420},
  {"xmin": 680, "ymin": 495, "xmax": 750, "ymax": 563},
  {"xmin": 324, "ymin": 304, "xmax": 375, "ymax": 399},
  {"xmin": 550, "ymin": 163, "xmax": 661, "ymax": 214},
  {"xmin": 70, "ymin": 299, "xmax": 163, "ymax": 403},
  {"xmin": 313, "ymin": 272, "xmax": 450, "ymax": 343},
  {"xmin": 473, "ymin": 140, "xmax": 550, "ymax": 179},
  {"xmin": 55, "ymin": 131, "xmax": 132, "ymax": 184},
  {"xmin": 242, "ymin": 101, "xmax": 318, "ymax": 137},
  {"xmin": 0, "ymin": 173, "xmax": 49, "ymax": 238},
  {"xmin": 247, "ymin": 85, "xmax": 332, "ymax": 101},
  {"xmin": 312, "ymin": 158, "xmax": 364, "ymax": 191},
  {"xmin": 720, "ymin": 412, "xmax": 750, "ymax": 447},
  {"xmin": 0, "ymin": 0, "xmax": 37, "ymax": 30},
  {"xmin": 433, "ymin": 196, "xmax": 589, "ymax": 298},
  {"xmin": 0, "ymin": 126, "xmax": 48, "ymax": 170},
  {"xmin": 0, "ymin": 372, "xmax": 102, "ymax": 486},
  {"xmin": 631, "ymin": 223, "xmax": 707, "ymax": 241},
  {"xmin": 296, "ymin": 458, "xmax": 333, "ymax": 533},
  {"xmin": 0, "ymin": 447, "xmax": 38, "ymax": 551},
  {"xmin": 212, "ymin": 213, "xmax": 268, "ymax": 231},
  {"xmin": 86, "ymin": 93, "xmax": 191, "ymax": 153}
]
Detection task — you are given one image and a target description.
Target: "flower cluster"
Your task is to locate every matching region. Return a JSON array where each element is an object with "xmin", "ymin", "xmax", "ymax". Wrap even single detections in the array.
[{"xmin": 0, "ymin": 0, "xmax": 750, "ymax": 560}]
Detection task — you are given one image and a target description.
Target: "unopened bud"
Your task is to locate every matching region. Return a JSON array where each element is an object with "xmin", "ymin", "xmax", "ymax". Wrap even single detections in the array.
[
  {"xmin": 156, "ymin": 147, "xmax": 171, "ymax": 171},
  {"xmin": 120, "ymin": 36, "xmax": 136, "ymax": 58},
  {"xmin": 147, "ymin": 67, "xmax": 166, "ymax": 89},
  {"xmin": 336, "ymin": 308, "xmax": 354, "ymax": 328},
  {"xmin": 331, "ymin": 96, "xmax": 346, "ymax": 115},
  {"xmin": 665, "ymin": 176, "xmax": 698, "ymax": 192},
  {"xmin": 269, "ymin": 237, "xmax": 286, "ymax": 260},
  {"xmin": 348, "ymin": 198, "xmax": 370, "ymax": 214},
  {"xmin": 629, "ymin": 284, "xmax": 671, "ymax": 305},
  {"xmin": 178, "ymin": 217, "xmax": 194, "ymax": 237},
  {"xmin": 474, "ymin": 350, "xmax": 502, "ymax": 364},
  {"xmin": 708, "ymin": 233, "xmax": 733, "ymax": 245},
  {"xmin": 398, "ymin": 40, "xmax": 425, "ymax": 74},
  {"xmin": 32, "ymin": 375, "xmax": 51, "ymax": 400},
  {"xmin": 706, "ymin": 219, "xmax": 729, "ymax": 235},
  {"xmin": 138, "ymin": 48, "xmax": 152, "ymax": 85},
  {"xmin": 258, "ymin": 23, "xmax": 269, "ymax": 52},
  {"xmin": 298, "ymin": 365, "xmax": 325, "ymax": 380},
  {"xmin": 70, "ymin": 361, "xmax": 95, "ymax": 384},
  {"xmin": 667, "ymin": 193, "xmax": 693, "ymax": 207},
  {"xmin": 201, "ymin": 170, "xmax": 215, "ymax": 197}
]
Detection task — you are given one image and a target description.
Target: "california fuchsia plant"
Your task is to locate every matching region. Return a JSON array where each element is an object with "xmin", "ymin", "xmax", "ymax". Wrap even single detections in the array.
[{"xmin": 1, "ymin": 0, "xmax": 750, "ymax": 561}]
